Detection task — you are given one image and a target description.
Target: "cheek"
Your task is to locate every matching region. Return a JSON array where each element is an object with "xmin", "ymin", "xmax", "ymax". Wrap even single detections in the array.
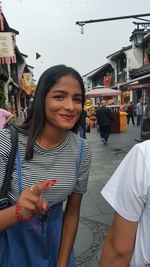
[
  {"xmin": 76, "ymin": 104, "xmax": 82, "ymax": 113},
  {"xmin": 76, "ymin": 106, "xmax": 82, "ymax": 119},
  {"xmin": 45, "ymin": 101, "xmax": 59, "ymax": 113}
]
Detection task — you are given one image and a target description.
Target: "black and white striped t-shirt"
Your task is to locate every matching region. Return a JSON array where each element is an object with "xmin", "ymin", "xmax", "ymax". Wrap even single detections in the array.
[{"xmin": 0, "ymin": 129, "xmax": 92, "ymax": 206}]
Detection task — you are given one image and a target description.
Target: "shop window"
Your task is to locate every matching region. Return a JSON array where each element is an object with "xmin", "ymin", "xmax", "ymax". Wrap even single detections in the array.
[{"xmin": 117, "ymin": 54, "xmax": 126, "ymax": 73}]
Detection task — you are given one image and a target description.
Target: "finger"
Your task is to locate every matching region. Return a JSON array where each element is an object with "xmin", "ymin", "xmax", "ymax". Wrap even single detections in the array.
[
  {"xmin": 22, "ymin": 191, "xmax": 43, "ymax": 211},
  {"xmin": 18, "ymin": 198, "xmax": 39, "ymax": 215},
  {"xmin": 31, "ymin": 179, "xmax": 57, "ymax": 193}
]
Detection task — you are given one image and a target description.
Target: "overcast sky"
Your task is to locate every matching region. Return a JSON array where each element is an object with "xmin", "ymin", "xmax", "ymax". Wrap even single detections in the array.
[{"xmin": 2, "ymin": 0, "xmax": 150, "ymax": 81}]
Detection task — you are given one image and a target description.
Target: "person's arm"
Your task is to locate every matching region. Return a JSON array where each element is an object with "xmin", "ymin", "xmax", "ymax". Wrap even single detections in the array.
[
  {"xmin": 99, "ymin": 212, "xmax": 138, "ymax": 267},
  {"xmin": 4, "ymin": 113, "xmax": 14, "ymax": 126},
  {"xmin": 57, "ymin": 192, "xmax": 82, "ymax": 267}
]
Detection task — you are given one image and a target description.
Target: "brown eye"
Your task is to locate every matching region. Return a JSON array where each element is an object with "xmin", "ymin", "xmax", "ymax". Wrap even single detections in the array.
[
  {"xmin": 53, "ymin": 95, "xmax": 64, "ymax": 100},
  {"xmin": 74, "ymin": 98, "xmax": 82, "ymax": 104}
]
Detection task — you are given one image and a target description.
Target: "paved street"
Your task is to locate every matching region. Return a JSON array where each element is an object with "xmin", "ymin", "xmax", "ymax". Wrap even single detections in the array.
[{"xmin": 75, "ymin": 124, "xmax": 141, "ymax": 267}]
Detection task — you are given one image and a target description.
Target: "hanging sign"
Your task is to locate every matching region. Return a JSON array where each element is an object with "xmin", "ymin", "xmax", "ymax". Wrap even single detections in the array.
[
  {"xmin": 21, "ymin": 73, "xmax": 35, "ymax": 95},
  {"xmin": 0, "ymin": 32, "xmax": 14, "ymax": 57}
]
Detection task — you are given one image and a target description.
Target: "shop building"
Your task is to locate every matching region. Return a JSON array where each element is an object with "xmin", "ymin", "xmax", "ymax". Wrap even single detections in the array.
[{"xmin": 0, "ymin": 10, "xmax": 36, "ymax": 120}]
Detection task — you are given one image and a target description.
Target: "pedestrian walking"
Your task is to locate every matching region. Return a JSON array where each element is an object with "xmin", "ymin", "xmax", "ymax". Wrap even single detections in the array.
[
  {"xmin": 0, "ymin": 107, "xmax": 14, "ymax": 129},
  {"xmin": 96, "ymin": 100, "xmax": 114, "ymax": 144},
  {"xmin": 126, "ymin": 101, "xmax": 135, "ymax": 125},
  {"xmin": 136, "ymin": 99, "xmax": 142, "ymax": 126},
  {"xmin": 99, "ymin": 140, "xmax": 150, "ymax": 267},
  {"xmin": 0, "ymin": 65, "xmax": 92, "ymax": 267},
  {"xmin": 79, "ymin": 109, "xmax": 88, "ymax": 139}
]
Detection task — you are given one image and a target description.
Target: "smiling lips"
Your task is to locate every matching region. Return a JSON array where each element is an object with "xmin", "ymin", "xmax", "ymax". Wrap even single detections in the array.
[{"xmin": 61, "ymin": 114, "xmax": 76, "ymax": 121}]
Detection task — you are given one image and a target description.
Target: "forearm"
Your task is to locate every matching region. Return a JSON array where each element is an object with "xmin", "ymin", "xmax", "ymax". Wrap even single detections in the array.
[
  {"xmin": 100, "ymin": 245, "xmax": 130, "ymax": 267},
  {"xmin": 100, "ymin": 232, "xmax": 131, "ymax": 267},
  {"xmin": 57, "ymin": 211, "xmax": 79, "ymax": 267},
  {"xmin": 0, "ymin": 205, "xmax": 19, "ymax": 232}
]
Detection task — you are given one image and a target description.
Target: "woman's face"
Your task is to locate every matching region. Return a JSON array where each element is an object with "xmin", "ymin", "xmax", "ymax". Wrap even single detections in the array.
[{"xmin": 45, "ymin": 75, "xmax": 83, "ymax": 131}]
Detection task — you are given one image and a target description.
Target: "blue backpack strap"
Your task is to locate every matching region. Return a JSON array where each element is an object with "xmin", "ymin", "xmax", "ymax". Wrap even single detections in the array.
[{"xmin": 76, "ymin": 137, "xmax": 85, "ymax": 178}]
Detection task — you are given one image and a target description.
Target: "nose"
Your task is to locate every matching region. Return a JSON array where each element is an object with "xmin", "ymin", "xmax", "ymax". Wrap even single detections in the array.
[{"xmin": 64, "ymin": 98, "xmax": 75, "ymax": 112}]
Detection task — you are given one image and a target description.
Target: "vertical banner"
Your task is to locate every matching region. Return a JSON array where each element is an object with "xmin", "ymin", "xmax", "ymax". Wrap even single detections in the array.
[
  {"xmin": 21, "ymin": 73, "xmax": 35, "ymax": 94},
  {"xmin": 0, "ymin": 32, "xmax": 15, "ymax": 64}
]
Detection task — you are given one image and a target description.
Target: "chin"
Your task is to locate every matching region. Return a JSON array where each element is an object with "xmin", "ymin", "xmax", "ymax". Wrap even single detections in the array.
[
  {"xmin": 63, "ymin": 124, "xmax": 76, "ymax": 130},
  {"xmin": 63, "ymin": 126, "xmax": 74, "ymax": 130},
  {"xmin": 61, "ymin": 121, "xmax": 77, "ymax": 130}
]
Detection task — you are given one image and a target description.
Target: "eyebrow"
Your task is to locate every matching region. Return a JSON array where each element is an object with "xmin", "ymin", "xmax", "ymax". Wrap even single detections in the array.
[{"xmin": 52, "ymin": 89, "xmax": 82, "ymax": 96}]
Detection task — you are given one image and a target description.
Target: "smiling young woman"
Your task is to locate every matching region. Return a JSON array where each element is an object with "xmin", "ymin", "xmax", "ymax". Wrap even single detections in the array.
[{"xmin": 0, "ymin": 65, "xmax": 92, "ymax": 267}]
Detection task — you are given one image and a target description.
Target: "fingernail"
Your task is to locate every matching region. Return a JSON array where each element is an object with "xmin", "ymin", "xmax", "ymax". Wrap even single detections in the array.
[
  {"xmin": 45, "ymin": 180, "xmax": 57, "ymax": 188},
  {"xmin": 45, "ymin": 182, "xmax": 51, "ymax": 188},
  {"xmin": 51, "ymin": 179, "xmax": 58, "ymax": 185},
  {"xmin": 51, "ymin": 179, "xmax": 57, "ymax": 182}
]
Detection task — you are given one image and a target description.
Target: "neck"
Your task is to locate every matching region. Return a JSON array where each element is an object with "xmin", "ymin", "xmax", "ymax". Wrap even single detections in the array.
[{"xmin": 37, "ymin": 125, "xmax": 68, "ymax": 149}]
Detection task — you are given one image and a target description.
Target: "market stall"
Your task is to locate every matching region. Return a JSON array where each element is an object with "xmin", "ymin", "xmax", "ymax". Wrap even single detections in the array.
[
  {"xmin": 85, "ymin": 87, "xmax": 126, "ymax": 133},
  {"xmin": 85, "ymin": 87, "xmax": 121, "ymax": 98}
]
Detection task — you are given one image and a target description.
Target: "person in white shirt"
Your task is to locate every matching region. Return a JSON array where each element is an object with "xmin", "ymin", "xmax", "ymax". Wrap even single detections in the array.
[{"xmin": 99, "ymin": 141, "xmax": 150, "ymax": 267}]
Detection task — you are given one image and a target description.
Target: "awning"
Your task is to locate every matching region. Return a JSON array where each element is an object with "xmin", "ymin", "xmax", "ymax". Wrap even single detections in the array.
[
  {"xmin": 86, "ymin": 87, "xmax": 121, "ymax": 98},
  {"xmin": 128, "ymin": 82, "xmax": 150, "ymax": 90},
  {"xmin": 120, "ymin": 73, "xmax": 150, "ymax": 87}
]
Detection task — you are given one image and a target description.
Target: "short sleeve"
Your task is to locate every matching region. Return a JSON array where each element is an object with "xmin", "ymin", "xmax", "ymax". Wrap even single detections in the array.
[
  {"xmin": 101, "ymin": 144, "xmax": 150, "ymax": 222},
  {"xmin": 0, "ymin": 129, "xmax": 12, "ymax": 190},
  {"xmin": 73, "ymin": 140, "xmax": 92, "ymax": 194},
  {"xmin": 3, "ymin": 110, "xmax": 11, "ymax": 117}
]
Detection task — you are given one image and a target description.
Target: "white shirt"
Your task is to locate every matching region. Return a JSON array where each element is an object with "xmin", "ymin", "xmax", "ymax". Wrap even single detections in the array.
[
  {"xmin": 136, "ymin": 102, "xmax": 142, "ymax": 116},
  {"xmin": 101, "ymin": 141, "xmax": 150, "ymax": 267}
]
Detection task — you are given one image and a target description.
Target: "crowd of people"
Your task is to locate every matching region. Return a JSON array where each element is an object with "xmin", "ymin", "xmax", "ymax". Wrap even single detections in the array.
[
  {"xmin": 125, "ymin": 100, "xmax": 142, "ymax": 126},
  {"xmin": 0, "ymin": 65, "xmax": 150, "ymax": 267}
]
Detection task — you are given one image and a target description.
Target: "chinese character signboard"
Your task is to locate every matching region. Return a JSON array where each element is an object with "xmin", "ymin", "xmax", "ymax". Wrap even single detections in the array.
[{"xmin": 0, "ymin": 32, "xmax": 16, "ymax": 64}]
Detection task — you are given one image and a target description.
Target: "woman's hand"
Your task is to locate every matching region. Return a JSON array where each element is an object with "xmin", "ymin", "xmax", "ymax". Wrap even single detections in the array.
[{"xmin": 16, "ymin": 179, "xmax": 57, "ymax": 220}]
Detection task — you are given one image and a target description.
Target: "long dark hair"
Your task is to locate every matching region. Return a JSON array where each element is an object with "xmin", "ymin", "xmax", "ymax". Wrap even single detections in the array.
[{"xmin": 19, "ymin": 65, "xmax": 85, "ymax": 160}]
